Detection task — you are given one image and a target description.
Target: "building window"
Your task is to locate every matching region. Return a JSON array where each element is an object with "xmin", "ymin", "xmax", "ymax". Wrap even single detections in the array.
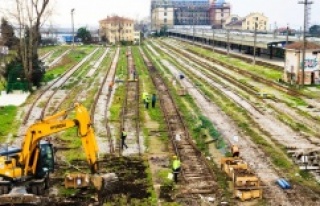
[
  {"xmin": 164, "ymin": 18, "xmax": 167, "ymax": 23},
  {"xmin": 164, "ymin": 12, "xmax": 167, "ymax": 16}
]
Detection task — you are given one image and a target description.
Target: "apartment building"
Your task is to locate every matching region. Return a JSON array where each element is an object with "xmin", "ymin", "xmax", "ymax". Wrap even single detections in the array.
[
  {"xmin": 209, "ymin": 0, "xmax": 231, "ymax": 28},
  {"xmin": 99, "ymin": 16, "xmax": 134, "ymax": 44},
  {"xmin": 224, "ymin": 13, "xmax": 268, "ymax": 32},
  {"xmin": 151, "ymin": 0, "xmax": 211, "ymax": 31}
]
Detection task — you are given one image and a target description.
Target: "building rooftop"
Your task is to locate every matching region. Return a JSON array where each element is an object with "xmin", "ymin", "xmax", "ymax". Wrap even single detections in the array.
[
  {"xmin": 286, "ymin": 41, "xmax": 320, "ymax": 50},
  {"xmin": 99, "ymin": 16, "xmax": 134, "ymax": 23},
  {"xmin": 226, "ymin": 19, "xmax": 244, "ymax": 26}
]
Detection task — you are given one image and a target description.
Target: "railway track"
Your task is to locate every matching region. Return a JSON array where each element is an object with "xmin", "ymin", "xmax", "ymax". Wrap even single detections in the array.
[
  {"xmin": 148, "ymin": 41, "xmax": 320, "ymax": 205},
  {"xmin": 152, "ymin": 40, "xmax": 319, "ymax": 153},
  {"xmin": 47, "ymin": 49, "xmax": 71, "ymax": 69},
  {"xmin": 21, "ymin": 48, "xmax": 99, "ymax": 129},
  {"xmin": 39, "ymin": 50, "xmax": 55, "ymax": 61},
  {"xmin": 139, "ymin": 47, "xmax": 219, "ymax": 205},
  {"xmin": 172, "ymin": 38, "xmax": 316, "ymax": 101},
  {"xmin": 91, "ymin": 47, "xmax": 120, "ymax": 155},
  {"xmin": 119, "ymin": 47, "xmax": 142, "ymax": 156},
  {"xmin": 159, "ymin": 39, "xmax": 320, "ymax": 137}
]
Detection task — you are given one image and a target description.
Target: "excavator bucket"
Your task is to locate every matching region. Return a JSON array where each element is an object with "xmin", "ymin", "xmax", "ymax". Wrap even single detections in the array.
[
  {"xmin": 0, "ymin": 186, "xmax": 42, "ymax": 205},
  {"xmin": 92, "ymin": 173, "xmax": 118, "ymax": 191},
  {"xmin": 64, "ymin": 173, "xmax": 118, "ymax": 191}
]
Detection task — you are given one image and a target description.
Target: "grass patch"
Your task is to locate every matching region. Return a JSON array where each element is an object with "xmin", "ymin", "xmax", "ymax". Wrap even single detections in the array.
[
  {"xmin": 0, "ymin": 106, "xmax": 19, "ymax": 142},
  {"xmin": 43, "ymin": 46, "xmax": 95, "ymax": 83},
  {"xmin": 131, "ymin": 46, "xmax": 168, "ymax": 147},
  {"xmin": 109, "ymin": 47, "xmax": 128, "ymax": 121}
]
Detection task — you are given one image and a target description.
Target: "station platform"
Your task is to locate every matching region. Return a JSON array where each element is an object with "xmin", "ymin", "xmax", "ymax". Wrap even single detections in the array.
[{"xmin": 171, "ymin": 36, "xmax": 284, "ymax": 68}]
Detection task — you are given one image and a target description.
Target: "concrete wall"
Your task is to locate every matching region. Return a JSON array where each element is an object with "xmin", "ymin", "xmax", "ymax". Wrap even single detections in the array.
[{"xmin": 285, "ymin": 49, "xmax": 320, "ymax": 84}]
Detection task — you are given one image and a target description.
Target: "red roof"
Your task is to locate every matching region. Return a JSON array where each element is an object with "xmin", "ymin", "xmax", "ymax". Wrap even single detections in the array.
[
  {"xmin": 286, "ymin": 41, "xmax": 320, "ymax": 50},
  {"xmin": 99, "ymin": 16, "xmax": 134, "ymax": 23}
]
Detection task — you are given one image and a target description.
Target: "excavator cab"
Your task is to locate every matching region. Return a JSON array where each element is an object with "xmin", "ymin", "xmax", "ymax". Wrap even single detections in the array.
[
  {"xmin": 35, "ymin": 141, "xmax": 54, "ymax": 179},
  {"xmin": 0, "ymin": 103, "xmax": 118, "ymax": 205}
]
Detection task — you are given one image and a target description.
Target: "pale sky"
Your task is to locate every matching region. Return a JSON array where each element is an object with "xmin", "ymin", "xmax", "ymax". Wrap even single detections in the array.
[{"xmin": 1, "ymin": 0, "xmax": 320, "ymax": 29}]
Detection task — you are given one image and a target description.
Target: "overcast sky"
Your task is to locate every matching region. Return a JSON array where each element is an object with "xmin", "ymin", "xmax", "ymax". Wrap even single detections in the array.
[{"xmin": 1, "ymin": 0, "xmax": 319, "ymax": 29}]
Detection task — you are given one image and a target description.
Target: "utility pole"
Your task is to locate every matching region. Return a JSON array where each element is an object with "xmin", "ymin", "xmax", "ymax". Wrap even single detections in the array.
[
  {"xmin": 285, "ymin": 24, "xmax": 289, "ymax": 75},
  {"xmin": 212, "ymin": 29, "xmax": 215, "ymax": 52},
  {"xmin": 192, "ymin": 8, "xmax": 195, "ymax": 46},
  {"xmin": 71, "ymin": 9, "xmax": 75, "ymax": 49},
  {"xmin": 201, "ymin": 29, "xmax": 204, "ymax": 48},
  {"xmin": 240, "ymin": 30, "xmax": 243, "ymax": 53},
  {"xmin": 286, "ymin": 24, "xmax": 289, "ymax": 47},
  {"xmin": 227, "ymin": 29, "xmax": 230, "ymax": 56},
  {"xmin": 253, "ymin": 23, "xmax": 258, "ymax": 66},
  {"xmin": 299, "ymin": 26, "xmax": 302, "ymax": 40},
  {"xmin": 273, "ymin": 22, "xmax": 277, "ymax": 39},
  {"xmin": 298, "ymin": 0, "xmax": 313, "ymax": 87}
]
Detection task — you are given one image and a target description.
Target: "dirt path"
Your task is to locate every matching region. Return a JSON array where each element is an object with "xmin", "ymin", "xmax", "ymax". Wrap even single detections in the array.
[
  {"xmin": 121, "ymin": 48, "xmax": 145, "ymax": 156},
  {"xmin": 94, "ymin": 48, "xmax": 119, "ymax": 155}
]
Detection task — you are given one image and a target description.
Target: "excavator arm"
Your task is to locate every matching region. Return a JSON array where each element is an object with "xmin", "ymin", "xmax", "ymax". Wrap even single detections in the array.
[
  {"xmin": 0, "ymin": 103, "xmax": 117, "ymax": 204},
  {"xmin": 19, "ymin": 103, "xmax": 98, "ymax": 176}
]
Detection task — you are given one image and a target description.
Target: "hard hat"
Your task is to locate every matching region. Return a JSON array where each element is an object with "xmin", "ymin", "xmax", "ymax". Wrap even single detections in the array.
[{"xmin": 173, "ymin": 155, "xmax": 177, "ymax": 159}]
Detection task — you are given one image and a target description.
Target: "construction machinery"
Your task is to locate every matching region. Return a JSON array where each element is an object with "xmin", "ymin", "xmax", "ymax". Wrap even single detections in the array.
[
  {"xmin": 0, "ymin": 103, "xmax": 117, "ymax": 204},
  {"xmin": 221, "ymin": 145, "xmax": 262, "ymax": 201}
]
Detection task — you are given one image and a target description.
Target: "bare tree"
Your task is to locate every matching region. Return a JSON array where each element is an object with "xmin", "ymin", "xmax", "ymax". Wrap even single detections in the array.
[{"xmin": 5, "ymin": 0, "xmax": 53, "ymax": 90}]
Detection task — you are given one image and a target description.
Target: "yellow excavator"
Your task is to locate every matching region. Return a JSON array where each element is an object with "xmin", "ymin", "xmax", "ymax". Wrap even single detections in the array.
[{"xmin": 0, "ymin": 103, "xmax": 117, "ymax": 203}]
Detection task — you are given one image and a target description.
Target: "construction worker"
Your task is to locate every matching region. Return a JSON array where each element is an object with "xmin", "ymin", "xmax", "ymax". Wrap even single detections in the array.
[
  {"xmin": 121, "ymin": 128, "xmax": 128, "ymax": 150},
  {"xmin": 142, "ymin": 92, "xmax": 148, "ymax": 104},
  {"xmin": 145, "ymin": 95, "xmax": 150, "ymax": 109},
  {"xmin": 151, "ymin": 93, "xmax": 156, "ymax": 108},
  {"xmin": 108, "ymin": 81, "xmax": 114, "ymax": 91},
  {"xmin": 172, "ymin": 155, "xmax": 181, "ymax": 183},
  {"xmin": 133, "ymin": 70, "xmax": 137, "ymax": 80}
]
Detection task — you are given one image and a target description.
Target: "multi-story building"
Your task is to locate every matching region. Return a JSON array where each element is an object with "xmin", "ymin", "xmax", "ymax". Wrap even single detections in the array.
[
  {"xmin": 151, "ymin": 0, "xmax": 212, "ymax": 32},
  {"xmin": 151, "ymin": 1, "xmax": 175, "ymax": 32},
  {"xmin": 99, "ymin": 16, "xmax": 134, "ymax": 44},
  {"xmin": 224, "ymin": 13, "xmax": 268, "ymax": 32},
  {"xmin": 173, "ymin": 0, "xmax": 210, "ymax": 25},
  {"xmin": 209, "ymin": 0, "xmax": 231, "ymax": 28}
]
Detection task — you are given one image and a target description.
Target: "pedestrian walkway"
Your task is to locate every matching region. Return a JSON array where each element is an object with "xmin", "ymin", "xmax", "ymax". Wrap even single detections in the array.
[{"xmin": 0, "ymin": 91, "xmax": 29, "ymax": 106}]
